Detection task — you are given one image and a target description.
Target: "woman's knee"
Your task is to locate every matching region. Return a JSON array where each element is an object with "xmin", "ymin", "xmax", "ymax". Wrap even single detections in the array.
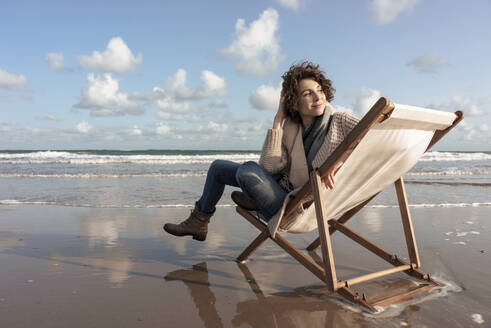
[
  {"xmin": 236, "ymin": 161, "xmax": 261, "ymax": 184},
  {"xmin": 209, "ymin": 159, "xmax": 227, "ymax": 173}
]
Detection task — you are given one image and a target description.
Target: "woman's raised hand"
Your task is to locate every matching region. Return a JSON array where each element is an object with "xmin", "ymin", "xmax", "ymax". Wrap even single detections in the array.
[
  {"xmin": 273, "ymin": 92, "xmax": 287, "ymax": 129},
  {"xmin": 322, "ymin": 160, "xmax": 343, "ymax": 190}
]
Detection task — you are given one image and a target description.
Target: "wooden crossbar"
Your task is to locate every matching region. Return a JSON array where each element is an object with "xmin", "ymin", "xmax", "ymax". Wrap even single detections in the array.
[
  {"xmin": 344, "ymin": 265, "xmax": 412, "ymax": 287},
  {"xmin": 327, "ymin": 217, "xmax": 429, "ymax": 281},
  {"xmin": 233, "ymin": 98, "xmax": 464, "ymax": 311},
  {"xmin": 306, "ymin": 193, "xmax": 379, "ymax": 251},
  {"xmin": 236, "ymin": 207, "xmax": 326, "ymax": 282}
]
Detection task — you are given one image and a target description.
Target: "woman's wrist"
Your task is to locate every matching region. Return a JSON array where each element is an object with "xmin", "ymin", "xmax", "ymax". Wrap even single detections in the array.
[{"xmin": 273, "ymin": 116, "xmax": 283, "ymax": 129}]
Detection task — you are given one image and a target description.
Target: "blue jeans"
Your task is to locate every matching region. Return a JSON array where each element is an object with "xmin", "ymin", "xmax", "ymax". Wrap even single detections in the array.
[{"xmin": 197, "ymin": 160, "xmax": 288, "ymax": 221}]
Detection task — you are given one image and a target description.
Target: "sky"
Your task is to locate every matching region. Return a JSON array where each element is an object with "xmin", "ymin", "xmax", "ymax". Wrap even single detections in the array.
[{"xmin": 0, "ymin": 0, "xmax": 490, "ymax": 151}]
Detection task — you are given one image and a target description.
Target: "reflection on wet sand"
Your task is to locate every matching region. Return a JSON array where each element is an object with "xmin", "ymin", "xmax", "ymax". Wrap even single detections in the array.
[
  {"xmin": 1, "ymin": 206, "xmax": 486, "ymax": 327},
  {"xmin": 0, "ymin": 232, "xmax": 25, "ymax": 251},
  {"xmin": 164, "ymin": 261, "xmax": 349, "ymax": 327},
  {"xmin": 234, "ymin": 263, "xmax": 340, "ymax": 328},
  {"xmin": 165, "ymin": 262, "xmax": 224, "ymax": 328},
  {"xmin": 49, "ymin": 252, "xmax": 134, "ymax": 287},
  {"xmin": 164, "ymin": 260, "xmax": 429, "ymax": 327},
  {"xmin": 76, "ymin": 212, "xmax": 135, "ymax": 286}
]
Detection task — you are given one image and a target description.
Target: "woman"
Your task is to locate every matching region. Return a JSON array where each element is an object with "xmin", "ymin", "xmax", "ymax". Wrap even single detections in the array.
[{"xmin": 164, "ymin": 61, "xmax": 360, "ymax": 241}]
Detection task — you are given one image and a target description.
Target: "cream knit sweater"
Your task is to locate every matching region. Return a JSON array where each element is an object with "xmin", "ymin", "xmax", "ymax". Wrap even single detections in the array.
[{"xmin": 259, "ymin": 108, "xmax": 360, "ymax": 236}]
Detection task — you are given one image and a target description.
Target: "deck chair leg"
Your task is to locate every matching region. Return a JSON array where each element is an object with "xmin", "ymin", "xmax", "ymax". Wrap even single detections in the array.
[
  {"xmin": 395, "ymin": 177, "xmax": 421, "ymax": 268},
  {"xmin": 237, "ymin": 228, "xmax": 269, "ymax": 263},
  {"xmin": 311, "ymin": 170, "xmax": 338, "ymax": 291},
  {"xmin": 236, "ymin": 206, "xmax": 327, "ymax": 282},
  {"xmin": 307, "ymin": 193, "xmax": 379, "ymax": 251}
]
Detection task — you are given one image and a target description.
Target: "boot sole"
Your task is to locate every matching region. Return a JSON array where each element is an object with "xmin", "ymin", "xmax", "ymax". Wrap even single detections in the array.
[{"xmin": 163, "ymin": 225, "xmax": 206, "ymax": 241}]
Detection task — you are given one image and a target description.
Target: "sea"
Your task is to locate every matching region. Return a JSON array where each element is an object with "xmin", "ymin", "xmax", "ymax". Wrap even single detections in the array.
[{"xmin": 0, "ymin": 150, "xmax": 490, "ymax": 209}]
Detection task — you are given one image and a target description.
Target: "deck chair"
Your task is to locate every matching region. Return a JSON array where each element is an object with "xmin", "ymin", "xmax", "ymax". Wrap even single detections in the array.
[{"xmin": 234, "ymin": 97, "xmax": 463, "ymax": 311}]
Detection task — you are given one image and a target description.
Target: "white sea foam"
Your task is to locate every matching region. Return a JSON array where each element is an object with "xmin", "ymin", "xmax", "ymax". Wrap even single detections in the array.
[
  {"xmin": 0, "ymin": 173, "xmax": 207, "ymax": 178},
  {"xmin": 4, "ymin": 172, "xmax": 487, "ymax": 180},
  {"xmin": 420, "ymin": 151, "xmax": 491, "ymax": 162},
  {"xmin": 369, "ymin": 202, "xmax": 491, "ymax": 208},
  {"xmin": 1, "ymin": 150, "xmax": 489, "ymax": 165},
  {"xmin": 406, "ymin": 169, "xmax": 491, "ymax": 176},
  {"xmin": 0, "ymin": 200, "xmax": 238, "ymax": 208},
  {"xmin": 2, "ymin": 171, "xmax": 490, "ymax": 178},
  {"xmin": 471, "ymin": 313, "xmax": 485, "ymax": 324},
  {"xmin": 1, "ymin": 200, "xmax": 490, "ymax": 209},
  {"xmin": 362, "ymin": 276, "xmax": 462, "ymax": 317},
  {"xmin": 0, "ymin": 151, "xmax": 260, "ymax": 165},
  {"xmin": 455, "ymin": 231, "xmax": 480, "ymax": 237}
]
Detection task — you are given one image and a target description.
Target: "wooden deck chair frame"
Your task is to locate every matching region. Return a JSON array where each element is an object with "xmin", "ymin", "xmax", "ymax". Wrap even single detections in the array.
[{"xmin": 234, "ymin": 97, "xmax": 464, "ymax": 312}]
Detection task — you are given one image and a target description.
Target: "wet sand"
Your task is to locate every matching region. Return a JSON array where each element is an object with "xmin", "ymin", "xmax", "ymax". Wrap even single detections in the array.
[{"xmin": 0, "ymin": 205, "xmax": 489, "ymax": 327}]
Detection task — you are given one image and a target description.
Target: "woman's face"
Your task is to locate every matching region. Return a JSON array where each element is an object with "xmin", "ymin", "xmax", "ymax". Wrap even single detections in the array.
[{"xmin": 296, "ymin": 78, "xmax": 327, "ymax": 124}]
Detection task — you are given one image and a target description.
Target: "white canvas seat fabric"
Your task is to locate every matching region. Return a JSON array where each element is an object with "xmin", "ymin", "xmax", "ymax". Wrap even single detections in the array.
[{"xmin": 272, "ymin": 104, "xmax": 457, "ymax": 234}]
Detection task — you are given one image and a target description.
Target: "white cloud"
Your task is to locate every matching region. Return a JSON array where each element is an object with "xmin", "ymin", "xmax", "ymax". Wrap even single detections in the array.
[
  {"xmin": 430, "ymin": 96, "xmax": 486, "ymax": 117},
  {"xmin": 479, "ymin": 124, "xmax": 488, "ymax": 132},
  {"xmin": 76, "ymin": 37, "xmax": 142, "ymax": 74},
  {"xmin": 209, "ymin": 99, "xmax": 228, "ymax": 108},
  {"xmin": 155, "ymin": 111, "xmax": 173, "ymax": 120},
  {"xmin": 454, "ymin": 119, "xmax": 481, "ymax": 142},
  {"xmin": 464, "ymin": 128, "xmax": 476, "ymax": 141},
  {"xmin": 332, "ymin": 104, "xmax": 354, "ymax": 115},
  {"xmin": 76, "ymin": 121, "xmax": 92, "ymax": 133},
  {"xmin": 275, "ymin": 0, "xmax": 301, "ymax": 11},
  {"xmin": 162, "ymin": 69, "xmax": 188, "ymax": 98},
  {"xmin": 129, "ymin": 125, "xmax": 142, "ymax": 136},
  {"xmin": 156, "ymin": 111, "xmax": 201, "ymax": 122},
  {"xmin": 74, "ymin": 73, "xmax": 143, "ymax": 116},
  {"xmin": 0, "ymin": 69, "xmax": 27, "ymax": 89},
  {"xmin": 0, "ymin": 121, "xmax": 16, "ymax": 127},
  {"xmin": 208, "ymin": 121, "xmax": 229, "ymax": 132},
  {"xmin": 352, "ymin": 87, "xmax": 381, "ymax": 114},
  {"xmin": 149, "ymin": 69, "xmax": 227, "ymax": 120},
  {"xmin": 156, "ymin": 123, "xmax": 171, "ymax": 135},
  {"xmin": 220, "ymin": 8, "xmax": 284, "ymax": 76},
  {"xmin": 368, "ymin": 0, "xmax": 421, "ymax": 25},
  {"xmin": 0, "ymin": 121, "xmax": 16, "ymax": 133},
  {"xmin": 199, "ymin": 70, "xmax": 227, "ymax": 98},
  {"xmin": 407, "ymin": 53, "xmax": 448, "ymax": 74},
  {"xmin": 164, "ymin": 69, "xmax": 227, "ymax": 100},
  {"xmin": 451, "ymin": 96, "xmax": 484, "ymax": 116},
  {"xmin": 45, "ymin": 53, "xmax": 71, "ymax": 72},
  {"xmin": 249, "ymin": 83, "xmax": 281, "ymax": 110},
  {"xmin": 458, "ymin": 119, "xmax": 472, "ymax": 131},
  {"xmin": 35, "ymin": 115, "xmax": 59, "ymax": 121},
  {"xmin": 155, "ymin": 95, "xmax": 191, "ymax": 113}
]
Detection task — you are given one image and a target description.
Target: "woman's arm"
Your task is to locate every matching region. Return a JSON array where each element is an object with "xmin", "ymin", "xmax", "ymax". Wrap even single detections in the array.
[
  {"xmin": 272, "ymin": 94, "xmax": 286, "ymax": 129},
  {"xmin": 322, "ymin": 112, "xmax": 360, "ymax": 189},
  {"xmin": 259, "ymin": 95, "xmax": 289, "ymax": 174}
]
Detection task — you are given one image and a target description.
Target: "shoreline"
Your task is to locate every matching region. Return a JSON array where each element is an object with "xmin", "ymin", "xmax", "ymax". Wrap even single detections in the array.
[
  {"xmin": 0, "ymin": 205, "xmax": 489, "ymax": 327},
  {"xmin": 1, "ymin": 201, "xmax": 491, "ymax": 209}
]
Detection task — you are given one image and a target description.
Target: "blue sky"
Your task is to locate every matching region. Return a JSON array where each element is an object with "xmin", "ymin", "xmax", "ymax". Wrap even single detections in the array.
[{"xmin": 1, "ymin": 0, "xmax": 490, "ymax": 150}]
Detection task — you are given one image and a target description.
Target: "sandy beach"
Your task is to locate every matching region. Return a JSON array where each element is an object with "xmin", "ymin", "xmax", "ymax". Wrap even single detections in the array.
[{"xmin": 0, "ymin": 204, "xmax": 489, "ymax": 327}]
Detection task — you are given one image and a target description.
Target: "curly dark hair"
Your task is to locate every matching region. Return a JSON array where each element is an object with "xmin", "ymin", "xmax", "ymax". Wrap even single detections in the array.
[{"xmin": 281, "ymin": 61, "xmax": 335, "ymax": 123}]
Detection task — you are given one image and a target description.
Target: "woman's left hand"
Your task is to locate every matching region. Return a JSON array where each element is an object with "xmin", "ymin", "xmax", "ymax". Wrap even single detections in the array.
[{"xmin": 322, "ymin": 161, "xmax": 343, "ymax": 190}]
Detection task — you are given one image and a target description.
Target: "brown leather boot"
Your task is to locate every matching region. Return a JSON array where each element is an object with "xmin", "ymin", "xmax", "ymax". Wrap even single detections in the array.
[
  {"xmin": 231, "ymin": 191, "xmax": 259, "ymax": 211},
  {"xmin": 163, "ymin": 203, "xmax": 214, "ymax": 241}
]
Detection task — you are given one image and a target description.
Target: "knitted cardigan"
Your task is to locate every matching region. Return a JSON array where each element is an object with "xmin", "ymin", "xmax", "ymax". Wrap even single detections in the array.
[{"xmin": 259, "ymin": 107, "xmax": 360, "ymax": 236}]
